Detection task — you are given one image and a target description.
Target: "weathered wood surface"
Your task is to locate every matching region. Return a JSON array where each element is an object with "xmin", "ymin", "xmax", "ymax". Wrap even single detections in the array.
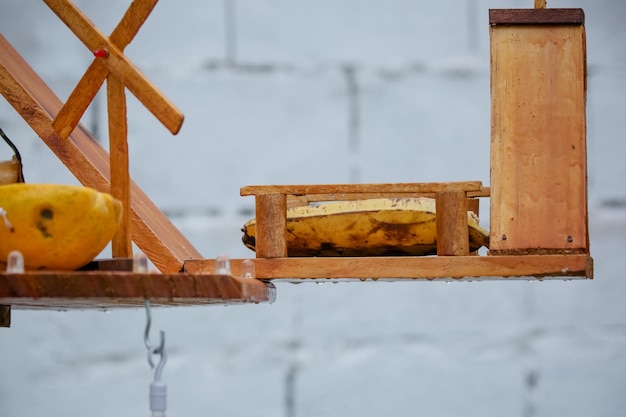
[
  {"xmin": 0, "ymin": 35, "xmax": 202, "ymax": 272},
  {"xmin": 489, "ymin": 13, "xmax": 588, "ymax": 254},
  {"xmin": 185, "ymin": 254, "xmax": 593, "ymax": 280},
  {"xmin": 0, "ymin": 271, "xmax": 274, "ymax": 309}
]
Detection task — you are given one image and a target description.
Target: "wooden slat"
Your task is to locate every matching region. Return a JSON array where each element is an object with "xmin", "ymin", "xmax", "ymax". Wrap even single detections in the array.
[
  {"xmin": 53, "ymin": 0, "xmax": 158, "ymax": 139},
  {"xmin": 0, "ymin": 35, "xmax": 202, "ymax": 272},
  {"xmin": 43, "ymin": 0, "xmax": 184, "ymax": 135},
  {"xmin": 489, "ymin": 8, "xmax": 584, "ymax": 25},
  {"xmin": 242, "ymin": 181, "xmax": 483, "ymax": 196},
  {"xmin": 184, "ymin": 254, "xmax": 593, "ymax": 280},
  {"xmin": 0, "ymin": 272, "xmax": 275, "ymax": 309},
  {"xmin": 108, "ymin": 75, "xmax": 132, "ymax": 257},
  {"xmin": 489, "ymin": 17, "xmax": 587, "ymax": 254}
]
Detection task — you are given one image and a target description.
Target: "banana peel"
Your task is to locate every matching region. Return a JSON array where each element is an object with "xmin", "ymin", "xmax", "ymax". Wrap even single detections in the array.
[
  {"xmin": 242, "ymin": 197, "xmax": 489, "ymax": 256},
  {"xmin": 0, "ymin": 183, "xmax": 122, "ymax": 270}
]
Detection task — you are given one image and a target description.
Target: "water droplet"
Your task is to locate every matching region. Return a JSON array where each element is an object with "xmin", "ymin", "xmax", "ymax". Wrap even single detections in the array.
[
  {"xmin": 133, "ymin": 252, "xmax": 149, "ymax": 273},
  {"xmin": 6, "ymin": 250, "xmax": 24, "ymax": 273},
  {"xmin": 215, "ymin": 254, "xmax": 231, "ymax": 274},
  {"xmin": 241, "ymin": 259, "xmax": 255, "ymax": 278}
]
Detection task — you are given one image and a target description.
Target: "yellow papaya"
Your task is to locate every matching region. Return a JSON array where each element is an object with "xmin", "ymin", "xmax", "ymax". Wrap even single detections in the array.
[{"xmin": 0, "ymin": 183, "xmax": 122, "ymax": 270}]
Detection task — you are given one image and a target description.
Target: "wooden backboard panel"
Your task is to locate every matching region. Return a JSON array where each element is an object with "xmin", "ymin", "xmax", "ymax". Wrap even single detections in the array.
[{"xmin": 489, "ymin": 9, "xmax": 588, "ymax": 254}]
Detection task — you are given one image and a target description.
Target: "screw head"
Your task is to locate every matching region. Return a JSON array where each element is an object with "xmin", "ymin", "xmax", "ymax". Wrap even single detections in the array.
[{"xmin": 93, "ymin": 48, "xmax": 109, "ymax": 58}]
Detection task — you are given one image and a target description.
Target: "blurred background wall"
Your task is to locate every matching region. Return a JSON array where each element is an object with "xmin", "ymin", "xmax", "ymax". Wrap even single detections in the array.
[{"xmin": 0, "ymin": 1, "xmax": 624, "ymax": 416}]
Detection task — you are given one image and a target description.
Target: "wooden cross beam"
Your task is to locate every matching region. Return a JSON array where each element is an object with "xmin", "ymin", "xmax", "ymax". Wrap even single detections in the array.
[
  {"xmin": 42, "ymin": 0, "xmax": 185, "ymax": 257},
  {"xmin": 45, "ymin": 0, "xmax": 184, "ymax": 138}
]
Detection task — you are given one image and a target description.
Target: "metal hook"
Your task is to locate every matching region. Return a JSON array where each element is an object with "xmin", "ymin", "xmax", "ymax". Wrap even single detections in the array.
[{"xmin": 144, "ymin": 300, "xmax": 167, "ymax": 381}]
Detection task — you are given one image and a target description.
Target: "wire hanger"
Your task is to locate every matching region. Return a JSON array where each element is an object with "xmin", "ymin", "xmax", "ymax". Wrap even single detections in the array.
[{"xmin": 144, "ymin": 299, "xmax": 168, "ymax": 416}]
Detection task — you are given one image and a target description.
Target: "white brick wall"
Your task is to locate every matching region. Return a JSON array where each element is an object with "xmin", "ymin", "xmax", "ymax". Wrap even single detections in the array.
[{"xmin": 0, "ymin": 0, "xmax": 625, "ymax": 416}]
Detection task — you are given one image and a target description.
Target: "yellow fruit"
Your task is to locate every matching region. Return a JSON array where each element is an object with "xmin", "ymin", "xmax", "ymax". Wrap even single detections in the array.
[
  {"xmin": 0, "ymin": 183, "xmax": 122, "ymax": 270},
  {"xmin": 242, "ymin": 197, "xmax": 489, "ymax": 256}
]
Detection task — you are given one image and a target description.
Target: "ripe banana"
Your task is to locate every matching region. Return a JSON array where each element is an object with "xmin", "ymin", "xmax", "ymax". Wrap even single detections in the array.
[
  {"xmin": 0, "ymin": 183, "xmax": 122, "ymax": 270},
  {"xmin": 242, "ymin": 197, "xmax": 489, "ymax": 256}
]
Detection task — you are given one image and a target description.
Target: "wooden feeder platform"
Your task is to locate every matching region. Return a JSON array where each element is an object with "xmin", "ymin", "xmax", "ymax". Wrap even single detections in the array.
[{"xmin": 0, "ymin": 3, "xmax": 593, "ymax": 324}]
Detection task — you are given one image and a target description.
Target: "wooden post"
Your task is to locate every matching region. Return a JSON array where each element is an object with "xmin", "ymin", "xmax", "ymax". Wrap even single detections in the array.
[
  {"xmin": 108, "ymin": 75, "xmax": 132, "ymax": 257},
  {"xmin": 489, "ymin": 8, "xmax": 588, "ymax": 255},
  {"xmin": 436, "ymin": 191, "xmax": 470, "ymax": 256},
  {"xmin": 255, "ymin": 194, "xmax": 288, "ymax": 258}
]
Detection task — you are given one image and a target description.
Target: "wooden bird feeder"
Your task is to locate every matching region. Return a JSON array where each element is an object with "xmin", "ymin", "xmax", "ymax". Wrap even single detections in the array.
[
  {"xmin": 186, "ymin": 6, "xmax": 592, "ymax": 280},
  {"xmin": 0, "ymin": 1, "xmax": 593, "ymax": 325}
]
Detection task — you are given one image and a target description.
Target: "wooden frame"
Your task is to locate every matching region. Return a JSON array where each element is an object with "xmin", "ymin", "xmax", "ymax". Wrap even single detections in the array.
[
  {"xmin": 184, "ymin": 182, "xmax": 592, "ymax": 281},
  {"xmin": 185, "ymin": 7, "xmax": 593, "ymax": 282}
]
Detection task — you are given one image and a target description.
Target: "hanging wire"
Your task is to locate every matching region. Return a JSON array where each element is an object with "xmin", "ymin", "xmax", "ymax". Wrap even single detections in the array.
[{"xmin": 144, "ymin": 300, "xmax": 168, "ymax": 416}]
